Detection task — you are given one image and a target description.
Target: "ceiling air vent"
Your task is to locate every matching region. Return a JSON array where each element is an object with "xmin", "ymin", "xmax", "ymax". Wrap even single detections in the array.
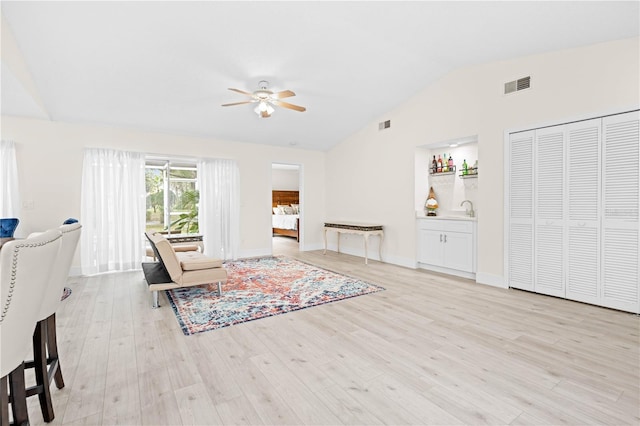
[
  {"xmin": 378, "ymin": 120, "xmax": 391, "ymax": 130},
  {"xmin": 504, "ymin": 76, "xmax": 531, "ymax": 94}
]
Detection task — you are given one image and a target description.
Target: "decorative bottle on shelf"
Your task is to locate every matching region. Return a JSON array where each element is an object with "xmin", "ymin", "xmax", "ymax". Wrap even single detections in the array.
[
  {"xmin": 473, "ymin": 160, "xmax": 478, "ymax": 174},
  {"xmin": 431, "ymin": 155, "xmax": 437, "ymax": 174},
  {"xmin": 462, "ymin": 159, "xmax": 468, "ymax": 175},
  {"xmin": 442, "ymin": 153, "xmax": 448, "ymax": 172},
  {"xmin": 448, "ymin": 155, "xmax": 453, "ymax": 171},
  {"xmin": 437, "ymin": 155, "xmax": 442, "ymax": 173}
]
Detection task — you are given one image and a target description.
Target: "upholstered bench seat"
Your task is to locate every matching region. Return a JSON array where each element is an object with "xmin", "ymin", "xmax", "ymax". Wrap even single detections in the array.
[{"xmin": 177, "ymin": 252, "xmax": 223, "ymax": 270}]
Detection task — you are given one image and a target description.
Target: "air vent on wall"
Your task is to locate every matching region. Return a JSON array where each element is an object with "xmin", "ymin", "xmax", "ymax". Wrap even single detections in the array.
[
  {"xmin": 504, "ymin": 76, "xmax": 531, "ymax": 94},
  {"xmin": 378, "ymin": 120, "xmax": 391, "ymax": 130}
]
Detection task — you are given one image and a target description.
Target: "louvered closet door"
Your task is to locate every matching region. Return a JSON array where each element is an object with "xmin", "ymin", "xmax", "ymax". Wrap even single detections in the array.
[
  {"xmin": 602, "ymin": 111, "xmax": 639, "ymax": 313},
  {"xmin": 508, "ymin": 130, "xmax": 535, "ymax": 291},
  {"xmin": 534, "ymin": 126, "xmax": 565, "ymax": 297},
  {"xmin": 566, "ymin": 119, "xmax": 601, "ymax": 305}
]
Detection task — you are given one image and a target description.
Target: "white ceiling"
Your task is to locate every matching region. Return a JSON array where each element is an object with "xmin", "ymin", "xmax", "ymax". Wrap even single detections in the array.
[{"xmin": 1, "ymin": 1, "xmax": 638, "ymax": 151}]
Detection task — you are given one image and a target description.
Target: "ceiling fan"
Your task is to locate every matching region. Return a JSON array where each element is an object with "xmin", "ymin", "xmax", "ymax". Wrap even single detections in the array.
[{"xmin": 222, "ymin": 80, "xmax": 306, "ymax": 118}]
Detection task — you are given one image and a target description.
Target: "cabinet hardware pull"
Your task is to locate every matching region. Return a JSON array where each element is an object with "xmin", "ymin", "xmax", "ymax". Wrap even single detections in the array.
[
  {"xmin": 444, "ymin": 234, "xmax": 447, "ymax": 243},
  {"xmin": 440, "ymin": 234, "xmax": 443, "ymax": 242}
]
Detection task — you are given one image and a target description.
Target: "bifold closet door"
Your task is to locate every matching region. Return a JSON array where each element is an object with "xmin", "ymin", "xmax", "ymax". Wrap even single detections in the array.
[
  {"xmin": 534, "ymin": 126, "xmax": 566, "ymax": 297},
  {"xmin": 508, "ymin": 130, "xmax": 534, "ymax": 291},
  {"xmin": 566, "ymin": 119, "xmax": 601, "ymax": 305},
  {"xmin": 601, "ymin": 111, "xmax": 639, "ymax": 313}
]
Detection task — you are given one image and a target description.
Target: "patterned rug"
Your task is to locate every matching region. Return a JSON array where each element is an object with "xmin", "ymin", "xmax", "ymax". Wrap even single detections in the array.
[{"xmin": 165, "ymin": 256, "xmax": 384, "ymax": 335}]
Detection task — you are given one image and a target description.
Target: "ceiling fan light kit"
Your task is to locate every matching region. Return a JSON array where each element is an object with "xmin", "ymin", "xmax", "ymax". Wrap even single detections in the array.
[
  {"xmin": 223, "ymin": 81, "xmax": 306, "ymax": 118},
  {"xmin": 255, "ymin": 101, "xmax": 275, "ymax": 117}
]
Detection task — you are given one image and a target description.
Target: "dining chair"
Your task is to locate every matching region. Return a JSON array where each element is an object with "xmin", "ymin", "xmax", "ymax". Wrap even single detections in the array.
[
  {"xmin": 0, "ymin": 229, "xmax": 62, "ymax": 426},
  {"xmin": 25, "ymin": 222, "xmax": 82, "ymax": 422}
]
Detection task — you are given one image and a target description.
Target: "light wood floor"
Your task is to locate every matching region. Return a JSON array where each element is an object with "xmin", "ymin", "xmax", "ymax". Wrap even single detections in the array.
[{"xmin": 24, "ymin": 237, "xmax": 639, "ymax": 425}]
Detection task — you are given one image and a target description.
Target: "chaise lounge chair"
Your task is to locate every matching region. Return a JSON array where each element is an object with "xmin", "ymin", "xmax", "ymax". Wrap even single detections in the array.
[{"xmin": 143, "ymin": 232, "xmax": 227, "ymax": 308}]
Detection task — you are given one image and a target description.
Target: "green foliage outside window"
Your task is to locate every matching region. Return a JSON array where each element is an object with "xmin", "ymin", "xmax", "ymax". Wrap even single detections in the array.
[
  {"xmin": 145, "ymin": 162, "xmax": 199, "ymax": 234},
  {"xmin": 170, "ymin": 190, "xmax": 199, "ymax": 234}
]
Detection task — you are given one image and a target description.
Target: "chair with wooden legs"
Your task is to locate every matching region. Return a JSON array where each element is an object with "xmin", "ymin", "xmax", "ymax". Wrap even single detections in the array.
[
  {"xmin": 0, "ymin": 230, "xmax": 62, "ymax": 426},
  {"xmin": 24, "ymin": 222, "xmax": 81, "ymax": 422}
]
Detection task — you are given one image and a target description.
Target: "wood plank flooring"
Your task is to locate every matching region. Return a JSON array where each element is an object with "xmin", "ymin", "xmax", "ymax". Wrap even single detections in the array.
[{"xmin": 24, "ymin": 236, "xmax": 639, "ymax": 425}]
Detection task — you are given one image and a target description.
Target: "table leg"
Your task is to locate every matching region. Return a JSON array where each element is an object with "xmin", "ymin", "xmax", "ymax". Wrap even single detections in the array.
[
  {"xmin": 364, "ymin": 234, "xmax": 369, "ymax": 265},
  {"xmin": 378, "ymin": 232, "xmax": 383, "ymax": 262},
  {"xmin": 337, "ymin": 232, "xmax": 340, "ymax": 253},
  {"xmin": 323, "ymin": 228, "xmax": 327, "ymax": 255}
]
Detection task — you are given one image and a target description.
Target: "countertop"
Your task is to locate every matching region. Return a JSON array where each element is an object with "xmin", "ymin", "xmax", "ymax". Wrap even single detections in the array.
[{"xmin": 416, "ymin": 213, "xmax": 477, "ymax": 222}]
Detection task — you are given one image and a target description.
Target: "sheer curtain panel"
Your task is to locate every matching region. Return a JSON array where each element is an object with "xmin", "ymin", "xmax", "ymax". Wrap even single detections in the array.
[
  {"xmin": 0, "ymin": 140, "xmax": 21, "ymax": 217},
  {"xmin": 198, "ymin": 158, "xmax": 240, "ymax": 260},
  {"xmin": 80, "ymin": 148, "xmax": 146, "ymax": 274}
]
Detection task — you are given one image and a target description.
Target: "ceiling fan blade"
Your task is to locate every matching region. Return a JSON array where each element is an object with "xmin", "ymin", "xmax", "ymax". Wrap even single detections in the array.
[
  {"xmin": 271, "ymin": 90, "xmax": 296, "ymax": 99},
  {"xmin": 221, "ymin": 100, "xmax": 256, "ymax": 107},
  {"xmin": 272, "ymin": 100, "xmax": 306, "ymax": 112},
  {"xmin": 228, "ymin": 88, "xmax": 254, "ymax": 97}
]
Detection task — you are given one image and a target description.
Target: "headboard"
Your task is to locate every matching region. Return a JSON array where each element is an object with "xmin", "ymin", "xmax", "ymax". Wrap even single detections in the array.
[{"xmin": 272, "ymin": 190, "xmax": 299, "ymax": 208}]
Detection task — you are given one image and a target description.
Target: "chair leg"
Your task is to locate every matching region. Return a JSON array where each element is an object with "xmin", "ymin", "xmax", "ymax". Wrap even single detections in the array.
[
  {"xmin": 46, "ymin": 314, "xmax": 65, "ymax": 389},
  {"xmin": 1, "ymin": 375, "xmax": 9, "ymax": 426},
  {"xmin": 152, "ymin": 290, "xmax": 159, "ymax": 308},
  {"xmin": 8, "ymin": 363, "xmax": 29, "ymax": 426},
  {"xmin": 33, "ymin": 320, "xmax": 55, "ymax": 422},
  {"xmin": 217, "ymin": 281, "xmax": 222, "ymax": 296}
]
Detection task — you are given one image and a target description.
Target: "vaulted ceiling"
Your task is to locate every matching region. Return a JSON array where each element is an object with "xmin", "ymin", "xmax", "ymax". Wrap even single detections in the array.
[{"xmin": 2, "ymin": 1, "xmax": 638, "ymax": 151}]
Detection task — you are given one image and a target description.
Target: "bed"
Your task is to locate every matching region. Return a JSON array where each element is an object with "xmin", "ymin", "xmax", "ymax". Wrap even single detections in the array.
[{"xmin": 272, "ymin": 190, "xmax": 300, "ymax": 241}]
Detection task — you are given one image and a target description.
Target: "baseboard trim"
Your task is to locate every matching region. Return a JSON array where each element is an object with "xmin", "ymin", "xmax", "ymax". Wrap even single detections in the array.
[
  {"xmin": 476, "ymin": 272, "xmax": 507, "ymax": 289},
  {"xmin": 238, "ymin": 248, "xmax": 272, "ymax": 259},
  {"xmin": 417, "ymin": 263, "xmax": 476, "ymax": 280}
]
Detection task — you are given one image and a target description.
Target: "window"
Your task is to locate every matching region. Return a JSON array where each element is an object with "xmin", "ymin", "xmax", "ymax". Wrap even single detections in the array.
[{"xmin": 145, "ymin": 159, "xmax": 199, "ymax": 234}]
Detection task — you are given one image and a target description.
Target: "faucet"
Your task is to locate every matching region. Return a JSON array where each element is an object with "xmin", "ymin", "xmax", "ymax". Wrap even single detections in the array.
[{"xmin": 461, "ymin": 200, "xmax": 475, "ymax": 217}]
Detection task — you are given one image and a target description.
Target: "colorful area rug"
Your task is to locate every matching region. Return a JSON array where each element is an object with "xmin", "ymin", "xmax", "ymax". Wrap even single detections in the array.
[{"xmin": 165, "ymin": 256, "xmax": 384, "ymax": 335}]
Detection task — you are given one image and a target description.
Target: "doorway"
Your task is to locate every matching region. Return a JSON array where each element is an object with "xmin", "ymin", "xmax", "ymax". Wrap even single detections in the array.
[{"xmin": 271, "ymin": 163, "xmax": 301, "ymax": 256}]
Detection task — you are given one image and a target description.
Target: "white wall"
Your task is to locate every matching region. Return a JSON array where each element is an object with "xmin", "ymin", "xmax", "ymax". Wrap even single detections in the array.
[
  {"xmin": 326, "ymin": 37, "xmax": 640, "ymax": 281},
  {"xmin": 0, "ymin": 117, "xmax": 326, "ymax": 270},
  {"xmin": 271, "ymin": 168, "xmax": 299, "ymax": 191}
]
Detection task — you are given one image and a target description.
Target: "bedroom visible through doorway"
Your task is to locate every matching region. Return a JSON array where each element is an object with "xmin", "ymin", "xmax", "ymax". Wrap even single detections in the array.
[{"xmin": 271, "ymin": 163, "xmax": 301, "ymax": 256}]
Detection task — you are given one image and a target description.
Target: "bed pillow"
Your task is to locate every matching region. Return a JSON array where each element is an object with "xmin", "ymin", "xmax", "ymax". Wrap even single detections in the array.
[
  {"xmin": 291, "ymin": 204, "xmax": 300, "ymax": 214},
  {"xmin": 273, "ymin": 207, "xmax": 284, "ymax": 215},
  {"xmin": 283, "ymin": 206, "xmax": 294, "ymax": 214}
]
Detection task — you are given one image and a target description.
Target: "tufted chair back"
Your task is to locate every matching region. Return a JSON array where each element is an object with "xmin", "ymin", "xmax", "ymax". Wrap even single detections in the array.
[
  {"xmin": 36, "ymin": 223, "xmax": 82, "ymax": 321},
  {"xmin": 0, "ymin": 229, "xmax": 62, "ymax": 377}
]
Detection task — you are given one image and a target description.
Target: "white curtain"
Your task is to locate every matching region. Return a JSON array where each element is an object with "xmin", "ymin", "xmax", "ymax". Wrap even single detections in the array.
[
  {"xmin": 198, "ymin": 158, "xmax": 240, "ymax": 260},
  {"xmin": 80, "ymin": 148, "xmax": 146, "ymax": 274},
  {"xmin": 0, "ymin": 140, "xmax": 21, "ymax": 217}
]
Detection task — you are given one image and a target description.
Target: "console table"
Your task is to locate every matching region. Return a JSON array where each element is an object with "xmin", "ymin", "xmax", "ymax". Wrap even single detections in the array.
[
  {"xmin": 165, "ymin": 233, "xmax": 204, "ymax": 251},
  {"xmin": 146, "ymin": 233, "xmax": 204, "ymax": 260},
  {"xmin": 323, "ymin": 222, "xmax": 383, "ymax": 265}
]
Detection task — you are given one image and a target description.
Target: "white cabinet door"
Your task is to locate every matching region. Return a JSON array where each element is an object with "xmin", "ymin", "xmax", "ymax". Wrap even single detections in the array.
[
  {"xmin": 443, "ymin": 231, "xmax": 474, "ymax": 273},
  {"xmin": 566, "ymin": 119, "xmax": 601, "ymax": 305},
  {"xmin": 417, "ymin": 229, "xmax": 444, "ymax": 266},
  {"xmin": 601, "ymin": 111, "xmax": 639, "ymax": 313},
  {"xmin": 508, "ymin": 130, "xmax": 535, "ymax": 291},
  {"xmin": 507, "ymin": 110, "xmax": 639, "ymax": 313},
  {"xmin": 534, "ymin": 126, "xmax": 565, "ymax": 297}
]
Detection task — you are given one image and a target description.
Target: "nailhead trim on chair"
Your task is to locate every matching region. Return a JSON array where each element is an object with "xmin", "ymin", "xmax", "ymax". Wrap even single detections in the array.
[{"xmin": 1, "ymin": 235, "xmax": 62, "ymax": 322}]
